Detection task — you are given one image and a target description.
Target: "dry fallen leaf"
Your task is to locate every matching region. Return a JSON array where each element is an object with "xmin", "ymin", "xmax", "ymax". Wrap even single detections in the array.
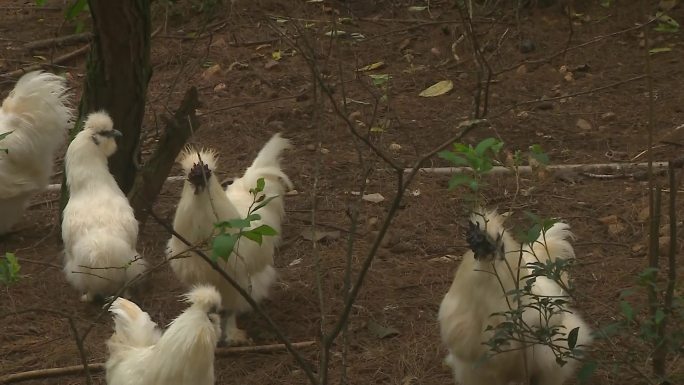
[
  {"xmin": 362, "ymin": 193, "xmax": 385, "ymax": 203},
  {"xmin": 356, "ymin": 61, "xmax": 385, "ymax": 72},
  {"xmin": 418, "ymin": 80, "xmax": 453, "ymax": 97},
  {"xmin": 300, "ymin": 228, "xmax": 341, "ymax": 242}
]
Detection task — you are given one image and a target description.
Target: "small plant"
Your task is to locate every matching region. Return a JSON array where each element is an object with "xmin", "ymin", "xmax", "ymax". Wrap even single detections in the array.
[
  {"xmin": 438, "ymin": 137, "xmax": 504, "ymax": 197},
  {"xmin": 211, "ymin": 178, "xmax": 278, "ymax": 261},
  {"xmin": 0, "ymin": 252, "xmax": 21, "ymax": 284}
]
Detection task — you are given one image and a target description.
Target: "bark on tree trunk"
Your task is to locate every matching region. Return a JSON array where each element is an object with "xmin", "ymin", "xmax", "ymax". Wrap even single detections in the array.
[{"xmin": 78, "ymin": 0, "xmax": 151, "ymax": 194}]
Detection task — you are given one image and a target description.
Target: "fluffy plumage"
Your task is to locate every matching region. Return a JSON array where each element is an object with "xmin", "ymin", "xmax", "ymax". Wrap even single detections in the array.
[
  {"xmin": 0, "ymin": 71, "xmax": 72, "ymax": 234},
  {"xmin": 438, "ymin": 210, "xmax": 592, "ymax": 385},
  {"xmin": 106, "ymin": 285, "xmax": 222, "ymax": 385},
  {"xmin": 167, "ymin": 133, "xmax": 292, "ymax": 344},
  {"xmin": 62, "ymin": 111, "xmax": 147, "ymax": 302}
]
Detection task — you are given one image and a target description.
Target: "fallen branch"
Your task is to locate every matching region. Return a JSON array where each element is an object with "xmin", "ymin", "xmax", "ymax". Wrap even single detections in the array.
[
  {"xmin": 216, "ymin": 340, "xmax": 316, "ymax": 356},
  {"xmin": 127, "ymin": 87, "xmax": 201, "ymax": 223},
  {"xmin": 0, "ymin": 364, "xmax": 105, "ymax": 384},
  {"xmin": 0, "ymin": 44, "xmax": 90, "ymax": 79},
  {"xmin": 24, "ymin": 32, "xmax": 92, "ymax": 51},
  {"xmin": 0, "ymin": 341, "xmax": 316, "ymax": 384},
  {"xmin": 405, "ymin": 161, "xmax": 673, "ymax": 175}
]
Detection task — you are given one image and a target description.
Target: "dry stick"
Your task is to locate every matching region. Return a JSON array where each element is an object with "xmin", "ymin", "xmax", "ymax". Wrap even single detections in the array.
[
  {"xmin": 0, "ymin": 342, "xmax": 316, "ymax": 384},
  {"xmin": 488, "ymin": 74, "xmax": 647, "ymax": 119},
  {"xmin": 23, "ymin": 32, "xmax": 92, "ymax": 51},
  {"xmin": 67, "ymin": 318, "xmax": 92, "ymax": 385},
  {"xmin": 146, "ymin": 210, "xmax": 318, "ymax": 385},
  {"xmin": 321, "ymin": 121, "xmax": 481, "ymax": 361},
  {"xmin": 0, "ymin": 44, "xmax": 89, "ymax": 78},
  {"xmin": 403, "ymin": 161, "xmax": 672, "ymax": 175},
  {"xmin": 200, "ymin": 93, "xmax": 304, "ymax": 116},
  {"xmin": 0, "ymin": 364, "xmax": 106, "ymax": 384}
]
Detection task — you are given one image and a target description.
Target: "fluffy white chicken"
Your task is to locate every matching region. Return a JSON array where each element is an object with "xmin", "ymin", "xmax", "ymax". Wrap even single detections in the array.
[
  {"xmin": 438, "ymin": 210, "xmax": 593, "ymax": 385},
  {"xmin": 0, "ymin": 71, "xmax": 72, "ymax": 234},
  {"xmin": 62, "ymin": 111, "xmax": 147, "ymax": 302},
  {"xmin": 106, "ymin": 285, "xmax": 223, "ymax": 385},
  {"xmin": 167, "ymin": 133, "xmax": 292, "ymax": 345}
]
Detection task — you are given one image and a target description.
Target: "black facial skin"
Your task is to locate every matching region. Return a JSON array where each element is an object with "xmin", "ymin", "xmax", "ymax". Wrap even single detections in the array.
[
  {"xmin": 188, "ymin": 162, "xmax": 212, "ymax": 194},
  {"xmin": 466, "ymin": 220, "xmax": 504, "ymax": 261}
]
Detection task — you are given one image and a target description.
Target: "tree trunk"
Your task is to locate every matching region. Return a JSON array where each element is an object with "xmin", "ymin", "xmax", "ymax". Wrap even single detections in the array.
[
  {"xmin": 77, "ymin": 0, "xmax": 151, "ymax": 194},
  {"xmin": 59, "ymin": 0, "xmax": 151, "ymax": 217}
]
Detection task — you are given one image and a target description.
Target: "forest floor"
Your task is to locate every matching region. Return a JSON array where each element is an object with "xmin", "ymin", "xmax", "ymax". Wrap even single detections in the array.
[{"xmin": 1, "ymin": 0, "xmax": 683, "ymax": 384}]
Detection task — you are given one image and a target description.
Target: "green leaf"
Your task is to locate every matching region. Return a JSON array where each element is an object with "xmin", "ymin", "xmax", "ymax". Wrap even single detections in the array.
[
  {"xmin": 620, "ymin": 300, "xmax": 634, "ymax": 322},
  {"xmin": 0, "ymin": 252, "xmax": 21, "ymax": 284},
  {"xmin": 251, "ymin": 224, "xmax": 278, "ymax": 236},
  {"xmin": 447, "ymin": 174, "xmax": 474, "ymax": 190},
  {"xmin": 529, "ymin": 144, "xmax": 550, "ymax": 165},
  {"xmin": 242, "ymin": 230, "xmax": 263, "ymax": 245},
  {"xmin": 577, "ymin": 361, "xmax": 598, "ymax": 384},
  {"xmin": 66, "ymin": 0, "xmax": 88, "ymax": 20},
  {"xmin": 599, "ymin": 0, "xmax": 611, "ymax": 8},
  {"xmin": 212, "ymin": 233, "xmax": 237, "ymax": 261},
  {"xmin": 215, "ymin": 218, "xmax": 252, "ymax": 229},
  {"xmin": 567, "ymin": 326, "xmax": 580, "ymax": 349},
  {"xmin": 438, "ymin": 151, "xmax": 470, "ymax": 167},
  {"xmin": 0, "ymin": 131, "xmax": 12, "ymax": 141},
  {"xmin": 35, "ymin": 0, "xmax": 48, "ymax": 5},
  {"xmin": 252, "ymin": 195, "xmax": 278, "ymax": 214},
  {"xmin": 368, "ymin": 74, "xmax": 391, "ymax": 87},
  {"xmin": 474, "ymin": 137, "xmax": 499, "ymax": 157}
]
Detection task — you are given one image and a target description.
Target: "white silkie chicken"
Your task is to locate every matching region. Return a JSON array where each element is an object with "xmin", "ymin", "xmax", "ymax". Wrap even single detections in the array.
[
  {"xmin": 438, "ymin": 210, "xmax": 593, "ymax": 385},
  {"xmin": 62, "ymin": 111, "xmax": 147, "ymax": 302},
  {"xmin": 0, "ymin": 71, "xmax": 72, "ymax": 234},
  {"xmin": 167, "ymin": 133, "xmax": 292, "ymax": 345},
  {"xmin": 106, "ymin": 285, "xmax": 223, "ymax": 385}
]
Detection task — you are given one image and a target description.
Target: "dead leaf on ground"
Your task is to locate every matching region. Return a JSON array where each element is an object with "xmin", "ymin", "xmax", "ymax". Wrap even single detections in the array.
[
  {"xmin": 362, "ymin": 193, "xmax": 385, "ymax": 203},
  {"xmin": 598, "ymin": 214, "xmax": 626, "ymax": 236},
  {"xmin": 300, "ymin": 228, "xmax": 341, "ymax": 242},
  {"xmin": 201, "ymin": 63, "xmax": 221, "ymax": 80},
  {"xmin": 418, "ymin": 80, "xmax": 453, "ymax": 97},
  {"xmin": 356, "ymin": 61, "xmax": 385, "ymax": 72},
  {"xmin": 367, "ymin": 319, "xmax": 400, "ymax": 339}
]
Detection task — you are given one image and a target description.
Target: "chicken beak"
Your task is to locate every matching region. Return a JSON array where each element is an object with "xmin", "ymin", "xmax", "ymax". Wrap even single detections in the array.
[{"xmin": 112, "ymin": 129, "xmax": 123, "ymax": 138}]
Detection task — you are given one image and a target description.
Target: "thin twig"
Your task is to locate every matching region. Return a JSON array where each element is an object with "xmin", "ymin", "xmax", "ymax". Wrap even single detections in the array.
[
  {"xmin": 147, "ymin": 209, "xmax": 318, "ymax": 385},
  {"xmin": 0, "ymin": 44, "xmax": 90, "ymax": 79}
]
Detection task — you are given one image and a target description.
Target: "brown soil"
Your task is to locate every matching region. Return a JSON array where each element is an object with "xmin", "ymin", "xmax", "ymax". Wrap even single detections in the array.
[{"xmin": 1, "ymin": 0, "xmax": 683, "ymax": 384}]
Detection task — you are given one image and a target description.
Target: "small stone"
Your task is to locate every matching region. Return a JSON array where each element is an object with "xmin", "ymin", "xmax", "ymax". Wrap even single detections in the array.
[
  {"xmin": 564, "ymin": 72, "xmax": 574, "ymax": 82},
  {"xmin": 320, "ymin": 148, "xmax": 330, "ymax": 154},
  {"xmin": 601, "ymin": 112, "xmax": 617, "ymax": 122},
  {"xmin": 519, "ymin": 39, "xmax": 536, "ymax": 53},
  {"xmin": 430, "ymin": 47, "xmax": 441, "ymax": 56},
  {"xmin": 576, "ymin": 118, "xmax": 592, "ymax": 131},
  {"xmin": 559, "ymin": 65, "xmax": 568, "ymax": 74},
  {"xmin": 389, "ymin": 143, "xmax": 402, "ymax": 151},
  {"xmin": 213, "ymin": 82, "xmax": 227, "ymax": 92}
]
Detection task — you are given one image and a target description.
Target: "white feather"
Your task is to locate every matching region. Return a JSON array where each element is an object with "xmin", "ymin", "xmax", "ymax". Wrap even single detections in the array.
[
  {"xmin": 438, "ymin": 210, "xmax": 593, "ymax": 385},
  {"xmin": 167, "ymin": 134, "xmax": 291, "ymax": 344},
  {"xmin": 106, "ymin": 285, "xmax": 222, "ymax": 385},
  {"xmin": 0, "ymin": 71, "xmax": 72, "ymax": 234},
  {"xmin": 62, "ymin": 111, "xmax": 147, "ymax": 301}
]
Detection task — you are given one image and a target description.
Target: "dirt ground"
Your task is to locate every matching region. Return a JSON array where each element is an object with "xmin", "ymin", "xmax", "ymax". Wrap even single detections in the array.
[{"xmin": 1, "ymin": 0, "xmax": 683, "ymax": 384}]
